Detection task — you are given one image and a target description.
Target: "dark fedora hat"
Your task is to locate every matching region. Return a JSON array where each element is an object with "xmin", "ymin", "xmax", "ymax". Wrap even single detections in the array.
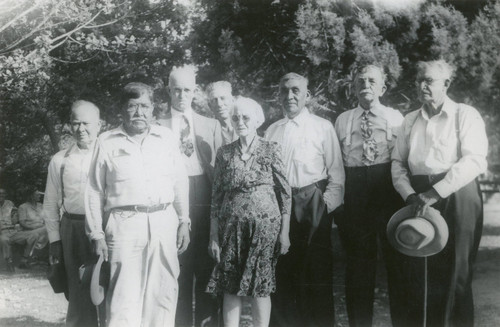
[{"xmin": 387, "ymin": 205, "xmax": 449, "ymax": 257}]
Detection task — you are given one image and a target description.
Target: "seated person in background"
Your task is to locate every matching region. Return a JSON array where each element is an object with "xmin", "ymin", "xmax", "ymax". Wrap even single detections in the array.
[
  {"xmin": 0, "ymin": 188, "xmax": 16, "ymax": 272},
  {"xmin": 10, "ymin": 188, "xmax": 48, "ymax": 268}
]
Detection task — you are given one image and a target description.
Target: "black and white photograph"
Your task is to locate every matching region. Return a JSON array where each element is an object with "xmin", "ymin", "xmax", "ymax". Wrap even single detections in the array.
[{"xmin": 0, "ymin": 0, "xmax": 499, "ymax": 326}]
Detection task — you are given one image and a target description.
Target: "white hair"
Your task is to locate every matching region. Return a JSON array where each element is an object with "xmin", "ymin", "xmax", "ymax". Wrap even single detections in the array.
[
  {"xmin": 168, "ymin": 65, "xmax": 197, "ymax": 86},
  {"xmin": 206, "ymin": 81, "xmax": 232, "ymax": 98},
  {"xmin": 71, "ymin": 100, "xmax": 100, "ymax": 119},
  {"xmin": 232, "ymin": 96, "xmax": 265, "ymax": 128},
  {"xmin": 416, "ymin": 59, "xmax": 455, "ymax": 81}
]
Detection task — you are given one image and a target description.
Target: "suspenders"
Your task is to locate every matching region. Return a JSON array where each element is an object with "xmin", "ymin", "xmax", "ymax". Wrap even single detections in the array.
[
  {"xmin": 344, "ymin": 108, "xmax": 393, "ymax": 147},
  {"xmin": 60, "ymin": 145, "xmax": 73, "ymax": 214}
]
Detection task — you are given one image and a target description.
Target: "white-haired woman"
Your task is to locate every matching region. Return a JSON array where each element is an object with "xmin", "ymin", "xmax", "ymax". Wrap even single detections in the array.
[{"xmin": 207, "ymin": 96, "xmax": 291, "ymax": 327}]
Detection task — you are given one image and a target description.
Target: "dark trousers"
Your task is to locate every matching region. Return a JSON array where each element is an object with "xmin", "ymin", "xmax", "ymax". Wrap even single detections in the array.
[
  {"xmin": 271, "ymin": 180, "xmax": 335, "ymax": 327},
  {"xmin": 393, "ymin": 176, "xmax": 483, "ymax": 327},
  {"xmin": 60, "ymin": 214, "xmax": 98, "ymax": 327},
  {"xmin": 176, "ymin": 174, "xmax": 219, "ymax": 327},
  {"xmin": 337, "ymin": 163, "xmax": 406, "ymax": 327}
]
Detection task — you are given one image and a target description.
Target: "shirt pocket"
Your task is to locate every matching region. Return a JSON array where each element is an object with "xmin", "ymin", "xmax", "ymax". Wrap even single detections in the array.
[
  {"xmin": 434, "ymin": 137, "xmax": 456, "ymax": 163},
  {"xmin": 110, "ymin": 153, "xmax": 137, "ymax": 181},
  {"xmin": 293, "ymin": 138, "xmax": 317, "ymax": 164}
]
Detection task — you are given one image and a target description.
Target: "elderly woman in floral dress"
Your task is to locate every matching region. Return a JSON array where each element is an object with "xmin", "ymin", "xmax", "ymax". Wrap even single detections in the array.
[{"xmin": 207, "ymin": 96, "xmax": 291, "ymax": 327}]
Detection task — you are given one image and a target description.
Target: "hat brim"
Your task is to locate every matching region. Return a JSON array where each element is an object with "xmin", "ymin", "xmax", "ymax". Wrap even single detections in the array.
[
  {"xmin": 387, "ymin": 205, "xmax": 449, "ymax": 257},
  {"xmin": 90, "ymin": 256, "xmax": 109, "ymax": 305}
]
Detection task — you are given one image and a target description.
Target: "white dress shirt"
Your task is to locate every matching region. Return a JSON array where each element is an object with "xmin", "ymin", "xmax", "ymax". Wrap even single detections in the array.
[
  {"xmin": 43, "ymin": 144, "xmax": 93, "ymax": 242},
  {"xmin": 265, "ymin": 108, "xmax": 345, "ymax": 213},
  {"xmin": 171, "ymin": 108, "xmax": 205, "ymax": 176},
  {"xmin": 85, "ymin": 125, "xmax": 189, "ymax": 241},
  {"xmin": 392, "ymin": 96, "xmax": 488, "ymax": 200},
  {"xmin": 335, "ymin": 104, "xmax": 404, "ymax": 167}
]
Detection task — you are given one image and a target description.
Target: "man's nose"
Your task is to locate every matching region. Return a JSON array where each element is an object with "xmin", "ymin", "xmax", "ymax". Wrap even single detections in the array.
[{"xmin": 76, "ymin": 124, "xmax": 85, "ymax": 132}]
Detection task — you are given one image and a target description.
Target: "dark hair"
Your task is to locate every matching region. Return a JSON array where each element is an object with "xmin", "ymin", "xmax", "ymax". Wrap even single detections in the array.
[{"xmin": 120, "ymin": 82, "xmax": 154, "ymax": 108}]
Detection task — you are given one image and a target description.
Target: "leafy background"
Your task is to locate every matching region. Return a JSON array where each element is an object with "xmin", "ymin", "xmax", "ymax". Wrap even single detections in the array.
[{"xmin": 1, "ymin": 0, "xmax": 499, "ymax": 203}]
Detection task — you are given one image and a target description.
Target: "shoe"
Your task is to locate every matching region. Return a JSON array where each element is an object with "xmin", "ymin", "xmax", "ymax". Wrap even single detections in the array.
[{"xmin": 5, "ymin": 257, "xmax": 15, "ymax": 273}]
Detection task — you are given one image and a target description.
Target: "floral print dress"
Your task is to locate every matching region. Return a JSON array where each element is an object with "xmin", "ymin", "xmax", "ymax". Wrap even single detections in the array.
[{"xmin": 206, "ymin": 136, "xmax": 291, "ymax": 297}]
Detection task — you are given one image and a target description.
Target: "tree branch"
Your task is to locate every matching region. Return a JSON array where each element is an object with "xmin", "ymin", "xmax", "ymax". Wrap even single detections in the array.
[{"xmin": 0, "ymin": 1, "xmax": 40, "ymax": 34}]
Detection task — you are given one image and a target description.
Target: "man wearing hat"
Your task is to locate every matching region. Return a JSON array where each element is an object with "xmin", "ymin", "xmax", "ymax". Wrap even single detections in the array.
[
  {"xmin": 43, "ymin": 100, "xmax": 101, "ymax": 327},
  {"xmin": 85, "ymin": 82, "xmax": 190, "ymax": 327},
  {"xmin": 391, "ymin": 59, "xmax": 488, "ymax": 327},
  {"xmin": 11, "ymin": 188, "xmax": 48, "ymax": 267},
  {"xmin": 334, "ymin": 64, "xmax": 405, "ymax": 327}
]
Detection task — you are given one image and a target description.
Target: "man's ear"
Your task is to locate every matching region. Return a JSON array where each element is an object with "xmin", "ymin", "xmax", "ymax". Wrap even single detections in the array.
[
  {"xmin": 380, "ymin": 84, "xmax": 387, "ymax": 97},
  {"xmin": 306, "ymin": 89, "xmax": 311, "ymax": 101},
  {"xmin": 444, "ymin": 79, "xmax": 451, "ymax": 89}
]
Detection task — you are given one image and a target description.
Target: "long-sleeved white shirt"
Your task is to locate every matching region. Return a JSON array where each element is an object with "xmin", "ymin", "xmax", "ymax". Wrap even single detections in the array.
[
  {"xmin": 391, "ymin": 96, "xmax": 488, "ymax": 201},
  {"xmin": 43, "ymin": 144, "xmax": 93, "ymax": 242},
  {"xmin": 85, "ymin": 125, "xmax": 189, "ymax": 241},
  {"xmin": 265, "ymin": 108, "xmax": 345, "ymax": 213}
]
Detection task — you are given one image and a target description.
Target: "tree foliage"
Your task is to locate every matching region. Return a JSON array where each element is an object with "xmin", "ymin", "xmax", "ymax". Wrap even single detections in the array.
[{"xmin": 0, "ymin": 0, "xmax": 499, "ymax": 203}]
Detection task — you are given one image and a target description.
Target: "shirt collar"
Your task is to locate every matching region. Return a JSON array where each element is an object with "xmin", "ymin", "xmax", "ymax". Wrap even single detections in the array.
[
  {"xmin": 282, "ymin": 108, "xmax": 310, "ymax": 126},
  {"xmin": 419, "ymin": 96, "xmax": 453, "ymax": 120},
  {"xmin": 110, "ymin": 124, "xmax": 161, "ymax": 138},
  {"xmin": 171, "ymin": 108, "xmax": 193, "ymax": 119},
  {"xmin": 354, "ymin": 103, "xmax": 384, "ymax": 119}
]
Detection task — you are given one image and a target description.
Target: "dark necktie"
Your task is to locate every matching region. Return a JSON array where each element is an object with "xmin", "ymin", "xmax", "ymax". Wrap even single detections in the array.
[
  {"xmin": 361, "ymin": 110, "xmax": 378, "ymax": 165},
  {"xmin": 180, "ymin": 115, "xmax": 194, "ymax": 157}
]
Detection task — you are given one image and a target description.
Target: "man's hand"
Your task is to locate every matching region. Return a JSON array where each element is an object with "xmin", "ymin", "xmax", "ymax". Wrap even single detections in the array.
[
  {"xmin": 208, "ymin": 238, "xmax": 220, "ymax": 263},
  {"xmin": 49, "ymin": 241, "xmax": 63, "ymax": 264},
  {"xmin": 279, "ymin": 231, "xmax": 291, "ymax": 255},
  {"xmin": 414, "ymin": 188, "xmax": 442, "ymax": 216},
  {"xmin": 94, "ymin": 239, "xmax": 108, "ymax": 261},
  {"xmin": 405, "ymin": 193, "xmax": 419, "ymax": 206},
  {"xmin": 177, "ymin": 222, "xmax": 190, "ymax": 255}
]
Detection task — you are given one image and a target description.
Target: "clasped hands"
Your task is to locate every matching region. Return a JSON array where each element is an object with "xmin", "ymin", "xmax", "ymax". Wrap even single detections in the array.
[{"xmin": 405, "ymin": 188, "xmax": 442, "ymax": 216}]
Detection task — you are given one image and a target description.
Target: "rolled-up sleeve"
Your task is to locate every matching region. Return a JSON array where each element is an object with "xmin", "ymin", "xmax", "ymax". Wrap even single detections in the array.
[{"xmin": 85, "ymin": 138, "xmax": 107, "ymax": 241}]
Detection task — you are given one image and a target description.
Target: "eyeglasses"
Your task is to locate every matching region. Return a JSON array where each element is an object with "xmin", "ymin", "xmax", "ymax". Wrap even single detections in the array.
[
  {"xmin": 232, "ymin": 115, "xmax": 251, "ymax": 123},
  {"xmin": 126, "ymin": 103, "xmax": 153, "ymax": 112}
]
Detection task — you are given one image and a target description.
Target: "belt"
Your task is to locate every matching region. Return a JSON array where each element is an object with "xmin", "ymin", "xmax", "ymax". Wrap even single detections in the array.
[
  {"xmin": 113, "ymin": 203, "xmax": 171, "ymax": 213},
  {"xmin": 292, "ymin": 179, "xmax": 328, "ymax": 195},
  {"xmin": 1, "ymin": 227, "xmax": 15, "ymax": 231},
  {"xmin": 63, "ymin": 213, "xmax": 86, "ymax": 220}
]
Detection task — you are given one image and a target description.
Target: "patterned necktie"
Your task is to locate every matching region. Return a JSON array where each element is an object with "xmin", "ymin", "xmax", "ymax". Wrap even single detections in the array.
[
  {"xmin": 361, "ymin": 110, "xmax": 378, "ymax": 165},
  {"xmin": 180, "ymin": 115, "xmax": 194, "ymax": 157}
]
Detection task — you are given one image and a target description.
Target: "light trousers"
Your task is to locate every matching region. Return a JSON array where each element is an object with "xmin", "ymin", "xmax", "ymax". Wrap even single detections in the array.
[{"xmin": 105, "ymin": 206, "xmax": 180, "ymax": 327}]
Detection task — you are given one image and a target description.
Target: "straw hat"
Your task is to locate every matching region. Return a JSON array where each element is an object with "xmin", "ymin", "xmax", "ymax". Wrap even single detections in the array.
[{"xmin": 386, "ymin": 205, "xmax": 449, "ymax": 257}]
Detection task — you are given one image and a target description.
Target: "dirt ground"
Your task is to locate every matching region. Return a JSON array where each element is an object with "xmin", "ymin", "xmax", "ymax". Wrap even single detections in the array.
[{"xmin": 1, "ymin": 200, "xmax": 499, "ymax": 327}]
